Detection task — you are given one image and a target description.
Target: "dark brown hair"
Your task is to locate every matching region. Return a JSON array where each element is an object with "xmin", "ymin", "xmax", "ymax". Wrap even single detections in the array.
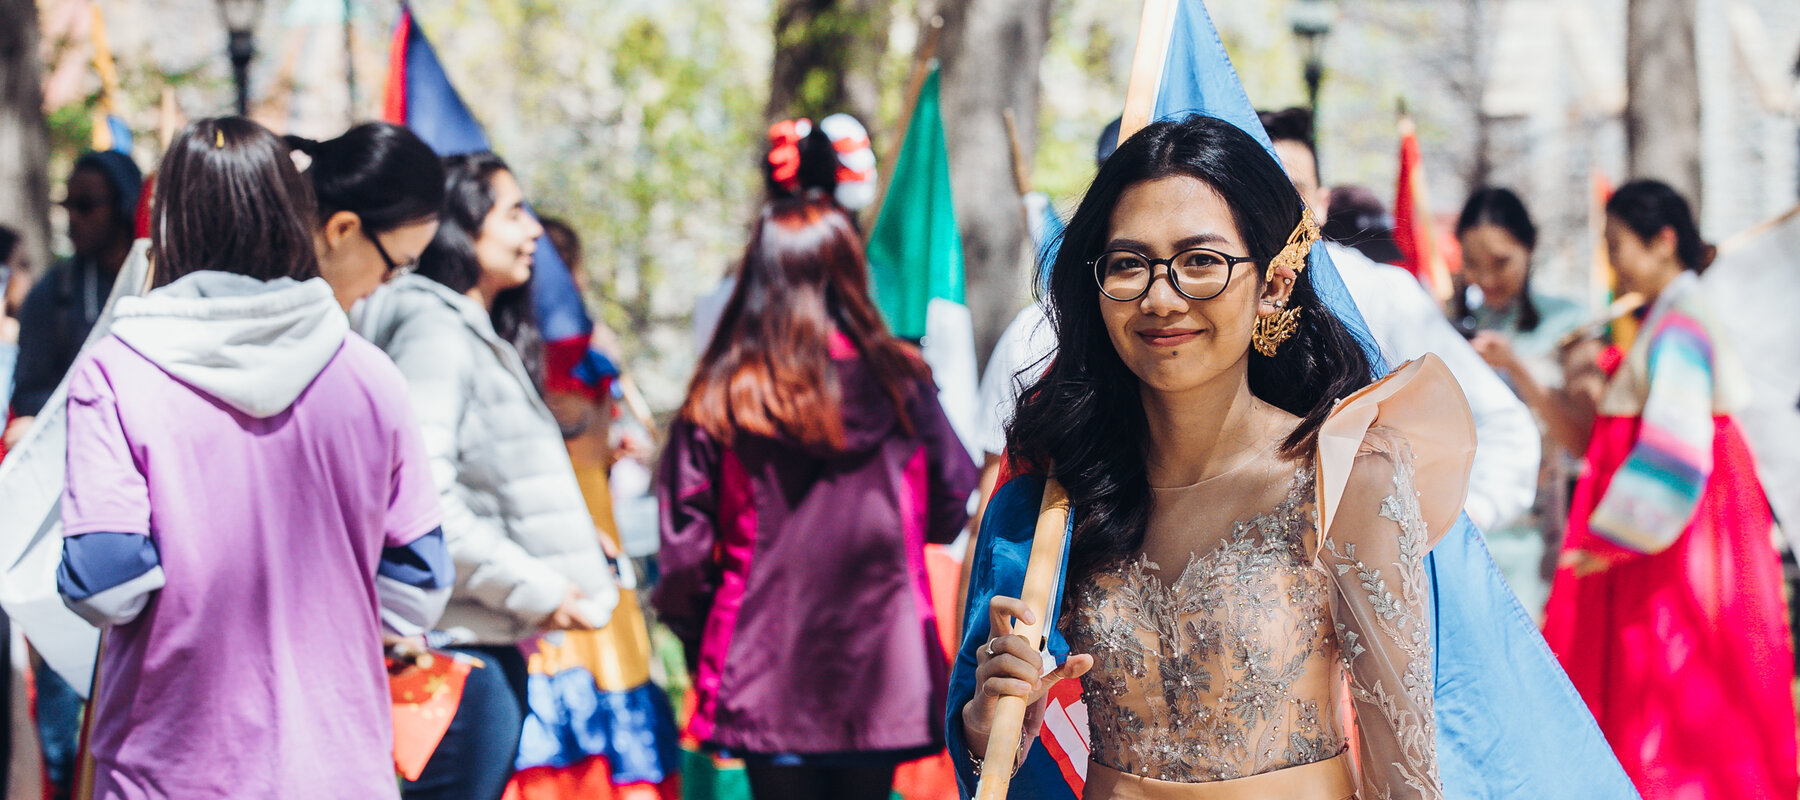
[
  {"xmin": 681, "ymin": 194, "xmax": 928, "ymax": 451},
  {"xmin": 150, "ymin": 117, "xmax": 320, "ymax": 288},
  {"xmin": 1454, "ymin": 186, "xmax": 1543, "ymax": 331},
  {"xmin": 415, "ymin": 152, "xmax": 544, "ymax": 391},
  {"xmin": 1606, "ymin": 179, "xmax": 1715, "ymax": 273}
]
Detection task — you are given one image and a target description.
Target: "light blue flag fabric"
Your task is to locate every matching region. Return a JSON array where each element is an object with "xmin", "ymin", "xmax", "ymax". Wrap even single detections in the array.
[{"xmin": 947, "ymin": 1, "xmax": 1639, "ymax": 797}]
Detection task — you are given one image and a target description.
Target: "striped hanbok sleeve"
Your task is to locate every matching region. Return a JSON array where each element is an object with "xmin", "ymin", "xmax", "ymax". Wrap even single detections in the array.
[{"xmin": 1588, "ymin": 312, "xmax": 1715, "ymax": 554}]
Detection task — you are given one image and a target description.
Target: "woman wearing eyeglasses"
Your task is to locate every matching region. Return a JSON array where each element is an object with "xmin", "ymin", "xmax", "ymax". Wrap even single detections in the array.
[
  {"xmin": 952, "ymin": 116, "xmax": 1477, "ymax": 799},
  {"xmin": 356, "ymin": 152, "xmax": 616, "ymax": 800},
  {"xmin": 286, "ymin": 124, "xmax": 444, "ymax": 310}
]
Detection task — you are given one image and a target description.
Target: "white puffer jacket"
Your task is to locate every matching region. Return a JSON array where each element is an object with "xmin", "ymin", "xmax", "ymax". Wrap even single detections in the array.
[{"xmin": 355, "ymin": 275, "xmax": 615, "ymax": 644}]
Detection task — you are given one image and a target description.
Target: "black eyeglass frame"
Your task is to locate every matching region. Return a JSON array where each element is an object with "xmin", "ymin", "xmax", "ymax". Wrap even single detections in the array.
[
  {"xmin": 364, "ymin": 229, "xmax": 417, "ymax": 280},
  {"xmin": 1090, "ymin": 247, "xmax": 1259, "ymax": 302}
]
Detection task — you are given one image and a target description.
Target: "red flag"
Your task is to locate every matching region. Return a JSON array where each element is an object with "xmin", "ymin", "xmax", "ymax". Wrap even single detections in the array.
[{"xmin": 1394, "ymin": 117, "xmax": 1452, "ymax": 303}]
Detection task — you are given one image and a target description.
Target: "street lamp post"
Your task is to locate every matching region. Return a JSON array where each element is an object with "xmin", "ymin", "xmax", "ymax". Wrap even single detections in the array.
[
  {"xmin": 1289, "ymin": 0, "xmax": 1334, "ymax": 119},
  {"xmin": 219, "ymin": 0, "xmax": 265, "ymax": 116}
]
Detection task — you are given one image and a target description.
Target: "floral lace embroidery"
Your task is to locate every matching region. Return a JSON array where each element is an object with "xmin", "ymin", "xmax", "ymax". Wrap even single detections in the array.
[
  {"xmin": 1064, "ymin": 469, "xmax": 1338, "ymax": 782},
  {"xmin": 1321, "ymin": 436, "xmax": 1440, "ymax": 799},
  {"xmin": 1061, "ymin": 432, "xmax": 1442, "ymax": 798}
]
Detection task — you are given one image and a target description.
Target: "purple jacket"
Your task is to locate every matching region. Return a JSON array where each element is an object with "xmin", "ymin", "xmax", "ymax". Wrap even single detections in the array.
[{"xmin": 654, "ymin": 343, "xmax": 979, "ymax": 756}]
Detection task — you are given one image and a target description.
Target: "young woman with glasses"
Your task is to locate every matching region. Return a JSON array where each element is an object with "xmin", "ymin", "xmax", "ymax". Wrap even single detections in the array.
[
  {"xmin": 952, "ymin": 115, "xmax": 1477, "ymax": 800},
  {"xmin": 286, "ymin": 124, "xmax": 444, "ymax": 310}
]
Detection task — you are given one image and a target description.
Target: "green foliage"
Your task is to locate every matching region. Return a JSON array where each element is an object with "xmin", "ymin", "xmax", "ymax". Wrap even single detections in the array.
[
  {"xmin": 45, "ymin": 100, "xmax": 96, "ymax": 161},
  {"xmin": 420, "ymin": 2, "xmax": 768, "ymax": 406}
]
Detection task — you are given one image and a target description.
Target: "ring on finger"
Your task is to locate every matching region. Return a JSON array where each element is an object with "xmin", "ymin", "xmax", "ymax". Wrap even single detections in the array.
[{"xmin": 985, "ymin": 638, "xmax": 997, "ymax": 657}]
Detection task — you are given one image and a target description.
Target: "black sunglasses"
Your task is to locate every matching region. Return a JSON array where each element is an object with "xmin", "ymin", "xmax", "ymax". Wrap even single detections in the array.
[{"xmin": 60, "ymin": 198, "xmax": 107, "ymax": 216}]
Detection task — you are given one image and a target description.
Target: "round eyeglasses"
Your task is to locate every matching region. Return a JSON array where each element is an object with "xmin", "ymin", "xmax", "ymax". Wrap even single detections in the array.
[{"xmin": 1091, "ymin": 247, "xmax": 1257, "ymax": 302}]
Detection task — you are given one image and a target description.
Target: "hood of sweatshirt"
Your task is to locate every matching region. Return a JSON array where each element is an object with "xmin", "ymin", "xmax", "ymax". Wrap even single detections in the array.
[{"xmin": 108, "ymin": 272, "xmax": 348, "ymax": 418}]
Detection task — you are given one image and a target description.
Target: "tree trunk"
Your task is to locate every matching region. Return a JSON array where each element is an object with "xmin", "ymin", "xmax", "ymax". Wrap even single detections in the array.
[
  {"xmin": 1625, "ymin": 0, "xmax": 1702, "ymax": 206},
  {"xmin": 0, "ymin": 0, "xmax": 52, "ymax": 273},
  {"xmin": 936, "ymin": 0, "xmax": 1051, "ymax": 370},
  {"xmin": 768, "ymin": 0, "xmax": 891, "ymax": 127}
]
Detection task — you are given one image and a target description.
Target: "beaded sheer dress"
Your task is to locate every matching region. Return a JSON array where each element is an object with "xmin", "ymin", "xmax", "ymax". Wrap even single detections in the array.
[{"xmin": 1061, "ymin": 427, "xmax": 1441, "ymax": 799}]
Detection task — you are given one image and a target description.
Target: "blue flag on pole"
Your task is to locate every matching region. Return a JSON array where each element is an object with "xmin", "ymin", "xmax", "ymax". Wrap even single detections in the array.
[
  {"xmin": 946, "ymin": 2, "xmax": 1640, "ymax": 798},
  {"xmin": 383, "ymin": 6, "xmax": 592, "ymax": 349}
]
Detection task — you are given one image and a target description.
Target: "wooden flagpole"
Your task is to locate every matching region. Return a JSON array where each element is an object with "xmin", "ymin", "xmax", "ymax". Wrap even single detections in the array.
[
  {"xmin": 972, "ymin": 7, "xmax": 1176, "ymax": 788},
  {"xmin": 973, "ymin": 478, "xmax": 1070, "ymax": 800},
  {"xmin": 1001, "ymin": 108, "xmax": 1034, "ymax": 234},
  {"xmin": 616, "ymin": 372, "xmax": 659, "ymax": 448},
  {"xmin": 88, "ymin": 4, "xmax": 123, "ymax": 152},
  {"xmin": 1117, "ymin": 0, "xmax": 1176, "ymax": 147},
  {"xmin": 863, "ymin": 15, "xmax": 945, "ymax": 235}
]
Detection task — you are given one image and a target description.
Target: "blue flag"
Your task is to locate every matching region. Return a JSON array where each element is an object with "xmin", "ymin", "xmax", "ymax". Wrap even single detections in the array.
[{"xmin": 384, "ymin": 6, "xmax": 592, "ymax": 348}]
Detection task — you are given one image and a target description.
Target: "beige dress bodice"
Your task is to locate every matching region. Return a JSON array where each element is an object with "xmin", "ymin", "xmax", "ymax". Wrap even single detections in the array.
[{"xmin": 1062, "ymin": 428, "xmax": 1442, "ymax": 799}]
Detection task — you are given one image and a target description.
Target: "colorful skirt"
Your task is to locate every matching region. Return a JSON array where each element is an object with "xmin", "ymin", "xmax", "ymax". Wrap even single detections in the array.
[
  {"xmin": 504, "ymin": 453, "xmax": 682, "ymax": 800},
  {"xmin": 1543, "ymin": 415, "xmax": 1796, "ymax": 799}
]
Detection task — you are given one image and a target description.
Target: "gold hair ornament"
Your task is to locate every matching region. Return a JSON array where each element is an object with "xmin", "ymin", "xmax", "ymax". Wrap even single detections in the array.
[
  {"xmin": 1251, "ymin": 210, "xmax": 1317, "ymax": 356},
  {"xmin": 1264, "ymin": 207, "xmax": 1319, "ymax": 282}
]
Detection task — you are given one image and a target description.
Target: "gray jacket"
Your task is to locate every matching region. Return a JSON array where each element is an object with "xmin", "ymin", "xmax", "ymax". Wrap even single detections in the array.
[{"xmin": 355, "ymin": 275, "xmax": 615, "ymax": 644}]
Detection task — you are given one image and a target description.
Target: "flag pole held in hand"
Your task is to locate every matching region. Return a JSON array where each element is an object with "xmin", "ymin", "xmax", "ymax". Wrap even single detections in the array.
[{"xmin": 974, "ymin": 478, "xmax": 1070, "ymax": 799}]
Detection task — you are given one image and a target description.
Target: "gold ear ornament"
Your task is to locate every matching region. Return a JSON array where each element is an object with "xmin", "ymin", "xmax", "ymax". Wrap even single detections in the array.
[{"xmin": 1264, "ymin": 207, "xmax": 1320, "ymax": 283}]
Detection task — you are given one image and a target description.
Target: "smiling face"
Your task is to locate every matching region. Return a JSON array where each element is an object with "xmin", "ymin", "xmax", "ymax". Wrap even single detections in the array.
[
  {"xmin": 1604, "ymin": 215, "xmax": 1681, "ymax": 298},
  {"xmin": 472, "ymin": 169, "xmax": 543, "ymax": 296},
  {"xmin": 1458, "ymin": 223, "xmax": 1531, "ymax": 310},
  {"xmin": 1098, "ymin": 176, "xmax": 1291, "ymax": 396}
]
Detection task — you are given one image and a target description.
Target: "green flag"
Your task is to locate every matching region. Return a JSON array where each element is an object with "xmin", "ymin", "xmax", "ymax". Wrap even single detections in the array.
[{"xmin": 868, "ymin": 65, "xmax": 964, "ymax": 340}]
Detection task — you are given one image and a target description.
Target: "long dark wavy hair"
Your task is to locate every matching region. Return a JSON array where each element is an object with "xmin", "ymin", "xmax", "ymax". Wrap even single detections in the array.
[
  {"xmin": 1008, "ymin": 115, "xmax": 1374, "ymax": 595},
  {"xmin": 680, "ymin": 194, "xmax": 927, "ymax": 451},
  {"xmin": 415, "ymin": 152, "xmax": 544, "ymax": 391}
]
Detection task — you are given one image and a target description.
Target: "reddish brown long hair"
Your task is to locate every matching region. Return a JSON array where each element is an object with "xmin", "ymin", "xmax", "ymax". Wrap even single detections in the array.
[{"xmin": 682, "ymin": 194, "xmax": 927, "ymax": 450}]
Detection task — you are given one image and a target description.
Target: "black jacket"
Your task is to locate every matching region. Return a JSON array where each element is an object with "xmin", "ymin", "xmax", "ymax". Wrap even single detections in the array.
[{"xmin": 9, "ymin": 257, "xmax": 114, "ymax": 417}]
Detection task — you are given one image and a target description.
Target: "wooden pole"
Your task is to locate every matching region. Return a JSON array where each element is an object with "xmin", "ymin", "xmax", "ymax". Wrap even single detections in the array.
[
  {"xmin": 1118, "ymin": 0, "xmax": 1176, "ymax": 147},
  {"xmin": 864, "ymin": 15, "xmax": 944, "ymax": 233},
  {"xmin": 973, "ymin": 478, "xmax": 1070, "ymax": 799},
  {"xmin": 71, "ymin": 634, "xmax": 105, "ymax": 800},
  {"xmin": 88, "ymin": 4, "xmax": 122, "ymax": 152},
  {"xmin": 616, "ymin": 373, "xmax": 659, "ymax": 448},
  {"xmin": 1001, "ymin": 108, "xmax": 1034, "ymax": 234},
  {"xmin": 159, "ymin": 88, "xmax": 181, "ymax": 150}
]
